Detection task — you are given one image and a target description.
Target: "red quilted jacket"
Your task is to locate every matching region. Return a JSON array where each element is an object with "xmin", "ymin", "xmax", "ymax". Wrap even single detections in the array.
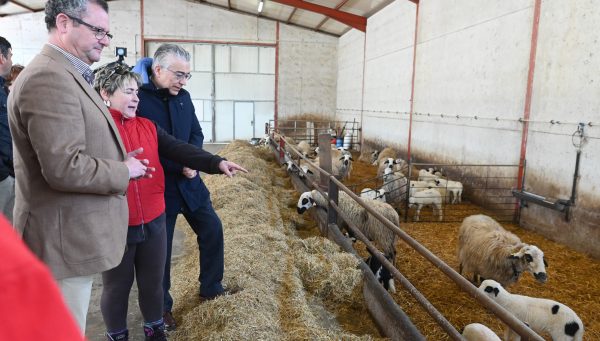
[{"xmin": 110, "ymin": 108, "xmax": 165, "ymax": 226}]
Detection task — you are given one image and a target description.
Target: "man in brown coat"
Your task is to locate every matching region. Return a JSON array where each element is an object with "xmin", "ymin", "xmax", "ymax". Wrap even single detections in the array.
[{"xmin": 8, "ymin": 0, "xmax": 151, "ymax": 333}]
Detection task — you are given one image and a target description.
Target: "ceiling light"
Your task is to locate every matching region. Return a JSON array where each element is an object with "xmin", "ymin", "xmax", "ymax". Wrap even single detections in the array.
[{"xmin": 258, "ymin": 1, "xmax": 264, "ymax": 13}]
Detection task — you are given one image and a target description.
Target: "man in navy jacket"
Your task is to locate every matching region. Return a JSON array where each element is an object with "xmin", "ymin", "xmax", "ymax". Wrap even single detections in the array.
[{"xmin": 135, "ymin": 44, "xmax": 236, "ymax": 331}]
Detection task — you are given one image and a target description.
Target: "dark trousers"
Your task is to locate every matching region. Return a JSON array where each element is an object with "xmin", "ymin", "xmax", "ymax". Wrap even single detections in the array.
[
  {"xmin": 163, "ymin": 197, "xmax": 224, "ymax": 312},
  {"xmin": 101, "ymin": 214, "xmax": 167, "ymax": 332}
]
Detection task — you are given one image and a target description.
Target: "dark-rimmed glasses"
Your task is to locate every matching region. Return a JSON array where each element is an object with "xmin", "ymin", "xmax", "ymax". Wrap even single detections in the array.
[
  {"xmin": 167, "ymin": 68, "xmax": 192, "ymax": 81},
  {"xmin": 65, "ymin": 14, "xmax": 113, "ymax": 40}
]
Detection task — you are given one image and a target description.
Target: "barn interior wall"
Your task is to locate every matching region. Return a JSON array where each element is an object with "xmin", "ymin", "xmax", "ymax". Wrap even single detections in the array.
[
  {"xmin": 1, "ymin": 0, "xmax": 337, "ymax": 123},
  {"xmin": 336, "ymin": 0, "xmax": 600, "ymax": 257}
]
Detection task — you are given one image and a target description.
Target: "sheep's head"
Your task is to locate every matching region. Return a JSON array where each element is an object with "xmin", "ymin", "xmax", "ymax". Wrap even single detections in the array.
[
  {"xmin": 509, "ymin": 245, "xmax": 547, "ymax": 283},
  {"xmin": 296, "ymin": 191, "xmax": 315, "ymax": 214},
  {"xmin": 366, "ymin": 252, "xmax": 396, "ymax": 293},
  {"xmin": 298, "ymin": 165, "xmax": 313, "ymax": 179},
  {"xmin": 339, "ymin": 154, "xmax": 354, "ymax": 167},
  {"xmin": 479, "ymin": 279, "xmax": 505, "ymax": 299},
  {"xmin": 375, "ymin": 188, "xmax": 386, "ymax": 201},
  {"xmin": 370, "ymin": 150, "xmax": 380, "ymax": 164}
]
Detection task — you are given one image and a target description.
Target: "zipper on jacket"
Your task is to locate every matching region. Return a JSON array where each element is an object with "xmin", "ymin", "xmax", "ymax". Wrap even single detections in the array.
[{"xmin": 120, "ymin": 117, "xmax": 145, "ymax": 226}]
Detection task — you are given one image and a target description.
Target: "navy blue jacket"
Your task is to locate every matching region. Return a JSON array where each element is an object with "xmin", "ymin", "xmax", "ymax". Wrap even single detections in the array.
[
  {"xmin": 137, "ymin": 81, "xmax": 211, "ymax": 215},
  {"xmin": 0, "ymin": 76, "xmax": 12, "ymax": 181}
]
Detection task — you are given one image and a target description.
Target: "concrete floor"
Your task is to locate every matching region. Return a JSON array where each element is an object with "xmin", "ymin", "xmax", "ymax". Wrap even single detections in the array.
[{"xmin": 85, "ymin": 143, "xmax": 227, "ymax": 340}]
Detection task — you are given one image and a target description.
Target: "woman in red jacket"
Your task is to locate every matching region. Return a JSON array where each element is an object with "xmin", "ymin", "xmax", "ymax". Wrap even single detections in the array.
[{"xmin": 93, "ymin": 62, "xmax": 246, "ymax": 341}]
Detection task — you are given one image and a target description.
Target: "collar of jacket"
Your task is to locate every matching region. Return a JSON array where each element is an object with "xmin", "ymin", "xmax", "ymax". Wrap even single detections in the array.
[
  {"xmin": 109, "ymin": 107, "xmax": 136, "ymax": 122},
  {"xmin": 140, "ymin": 80, "xmax": 188, "ymax": 99}
]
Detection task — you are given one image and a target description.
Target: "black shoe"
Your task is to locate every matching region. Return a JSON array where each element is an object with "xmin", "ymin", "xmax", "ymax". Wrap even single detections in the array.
[
  {"xmin": 162, "ymin": 311, "xmax": 177, "ymax": 331},
  {"xmin": 199, "ymin": 286, "xmax": 242, "ymax": 303},
  {"xmin": 143, "ymin": 323, "xmax": 167, "ymax": 341}
]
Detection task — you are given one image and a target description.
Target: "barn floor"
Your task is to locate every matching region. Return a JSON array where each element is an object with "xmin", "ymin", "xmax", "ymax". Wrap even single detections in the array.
[
  {"xmin": 347, "ymin": 155, "xmax": 600, "ymax": 340},
  {"xmin": 165, "ymin": 143, "xmax": 599, "ymax": 340}
]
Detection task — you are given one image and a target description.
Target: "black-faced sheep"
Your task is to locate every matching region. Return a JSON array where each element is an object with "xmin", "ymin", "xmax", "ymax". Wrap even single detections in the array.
[
  {"xmin": 296, "ymin": 190, "xmax": 398, "ymax": 292},
  {"xmin": 462, "ymin": 323, "xmax": 501, "ymax": 341},
  {"xmin": 458, "ymin": 214, "xmax": 548, "ymax": 287},
  {"xmin": 479, "ymin": 280, "xmax": 583, "ymax": 341}
]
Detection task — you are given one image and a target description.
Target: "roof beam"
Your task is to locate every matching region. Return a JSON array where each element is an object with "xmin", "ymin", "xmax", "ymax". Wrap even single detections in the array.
[
  {"xmin": 270, "ymin": 0, "xmax": 366, "ymax": 32},
  {"xmin": 8, "ymin": 0, "xmax": 37, "ymax": 12},
  {"xmin": 314, "ymin": 0, "xmax": 350, "ymax": 31},
  {"xmin": 286, "ymin": 7, "xmax": 297, "ymax": 23}
]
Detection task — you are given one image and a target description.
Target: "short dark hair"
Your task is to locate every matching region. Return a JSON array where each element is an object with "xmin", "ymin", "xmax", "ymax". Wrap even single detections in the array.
[
  {"xmin": 0, "ymin": 36, "xmax": 11, "ymax": 58},
  {"xmin": 45, "ymin": 0, "xmax": 108, "ymax": 31}
]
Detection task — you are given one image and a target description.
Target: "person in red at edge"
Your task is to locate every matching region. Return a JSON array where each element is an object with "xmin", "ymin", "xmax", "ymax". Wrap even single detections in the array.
[{"xmin": 0, "ymin": 214, "xmax": 84, "ymax": 340}]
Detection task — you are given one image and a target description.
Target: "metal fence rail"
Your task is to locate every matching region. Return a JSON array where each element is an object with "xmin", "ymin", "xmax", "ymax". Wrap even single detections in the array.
[{"xmin": 269, "ymin": 118, "xmax": 361, "ymax": 149}]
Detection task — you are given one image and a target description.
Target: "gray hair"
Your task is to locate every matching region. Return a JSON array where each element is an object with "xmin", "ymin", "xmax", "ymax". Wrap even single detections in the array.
[
  {"xmin": 45, "ymin": 0, "xmax": 108, "ymax": 31},
  {"xmin": 94, "ymin": 62, "xmax": 141, "ymax": 97},
  {"xmin": 151, "ymin": 43, "xmax": 191, "ymax": 70}
]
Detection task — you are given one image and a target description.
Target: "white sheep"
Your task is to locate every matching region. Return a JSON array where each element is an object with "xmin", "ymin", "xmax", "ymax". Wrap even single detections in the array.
[
  {"xmin": 296, "ymin": 140, "xmax": 312, "ymax": 158},
  {"xmin": 433, "ymin": 178, "xmax": 463, "ymax": 204},
  {"xmin": 360, "ymin": 187, "xmax": 387, "ymax": 202},
  {"xmin": 373, "ymin": 147, "xmax": 397, "ymax": 166},
  {"xmin": 370, "ymin": 150, "xmax": 380, "ymax": 164},
  {"xmin": 408, "ymin": 188, "xmax": 443, "ymax": 221},
  {"xmin": 417, "ymin": 168, "xmax": 440, "ymax": 182},
  {"xmin": 334, "ymin": 153, "xmax": 353, "ymax": 180},
  {"xmin": 382, "ymin": 166, "xmax": 407, "ymax": 205},
  {"xmin": 376, "ymin": 157, "xmax": 407, "ymax": 177},
  {"xmin": 409, "ymin": 180, "xmax": 434, "ymax": 197},
  {"xmin": 479, "ymin": 280, "xmax": 583, "ymax": 341},
  {"xmin": 458, "ymin": 214, "xmax": 548, "ymax": 287},
  {"xmin": 462, "ymin": 323, "xmax": 501, "ymax": 341},
  {"xmin": 296, "ymin": 190, "xmax": 398, "ymax": 292}
]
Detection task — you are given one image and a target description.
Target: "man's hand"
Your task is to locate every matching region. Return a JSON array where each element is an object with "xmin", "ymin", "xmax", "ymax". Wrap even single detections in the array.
[
  {"xmin": 125, "ymin": 147, "xmax": 155, "ymax": 179},
  {"xmin": 218, "ymin": 160, "xmax": 248, "ymax": 178},
  {"xmin": 182, "ymin": 166, "xmax": 197, "ymax": 179}
]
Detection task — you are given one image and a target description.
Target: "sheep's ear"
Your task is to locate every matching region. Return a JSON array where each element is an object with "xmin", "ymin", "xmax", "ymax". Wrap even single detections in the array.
[
  {"xmin": 307, "ymin": 169, "xmax": 314, "ymax": 175},
  {"xmin": 339, "ymin": 156, "xmax": 344, "ymax": 161},
  {"xmin": 493, "ymin": 288, "xmax": 499, "ymax": 297},
  {"xmin": 510, "ymin": 247, "xmax": 527, "ymax": 259},
  {"xmin": 349, "ymin": 157, "xmax": 354, "ymax": 161},
  {"xmin": 309, "ymin": 198, "xmax": 315, "ymax": 204},
  {"xmin": 543, "ymin": 257, "xmax": 548, "ymax": 268},
  {"xmin": 508, "ymin": 254, "xmax": 520, "ymax": 260}
]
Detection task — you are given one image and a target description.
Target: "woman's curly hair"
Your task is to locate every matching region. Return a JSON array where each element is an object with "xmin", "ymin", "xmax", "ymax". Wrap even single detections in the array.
[{"xmin": 93, "ymin": 61, "xmax": 141, "ymax": 96}]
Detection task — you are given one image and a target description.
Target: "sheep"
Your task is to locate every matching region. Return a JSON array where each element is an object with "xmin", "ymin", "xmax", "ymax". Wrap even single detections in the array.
[
  {"xmin": 365, "ymin": 252, "xmax": 396, "ymax": 293},
  {"xmin": 296, "ymin": 190, "xmax": 399, "ymax": 292},
  {"xmin": 373, "ymin": 147, "xmax": 397, "ymax": 166},
  {"xmin": 458, "ymin": 214, "xmax": 548, "ymax": 287},
  {"xmin": 333, "ymin": 153, "xmax": 353, "ymax": 180},
  {"xmin": 479, "ymin": 280, "xmax": 583, "ymax": 341},
  {"xmin": 408, "ymin": 188, "xmax": 443, "ymax": 221},
  {"xmin": 370, "ymin": 150, "xmax": 380, "ymax": 164},
  {"xmin": 433, "ymin": 178, "xmax": 463, "ymax": 204},
  {"xmin": 376, "ymin": 157, "xmax": 407, "ymax": 177},
  {"xmin": 296, "ymin": 140, "xmax": 312, "ymax": 158},
  {"xmin": 360, "ymin": 188, "xmax": 387, "ymax": 202},
  {"xmin": 408, "ymin": 180, "xmax": 434, "ymax": 197},
  {"xmin": 418, "ymin": 168, "xmax": 440, "ymax": 182},
  {"xmin": 382, "ymin": 166, "xmax": 408, "ymax": 205},
  {"xmin": 462, "ymin": 323, "xmax": 501, "ymax": 341}
]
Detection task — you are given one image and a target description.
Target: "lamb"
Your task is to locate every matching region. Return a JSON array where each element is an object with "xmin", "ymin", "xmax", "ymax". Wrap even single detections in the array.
[
  {"xmin": 462, "ymin": 323, "xmax": 501, "ymax": 341},
  {"xmin": 458, "ymin": 214, "xmax": 548, "ymax": 287},
  {"xmin": 479, "ymin": 280, "xmax": 583, "ymax": 341},
  {"xmin": 373, "ymin": 147, "xmax": 397, "ymax": 166},
  {"xmin": 433, "ymin": 178, "xmax": 463, "ymax": 204},
  {"xmin": 382, "ymin": 166, "xmax": 407, "ymax": 205},
  {"xmin": 417, "ymin": 168, "xmax": 440, "ymax": 182},
  {"xmin": 365, "ymin": 252, "xmax": 396, "ymax": 293},
  {"xmin": 408, "ymin": 188, "xmax": 443, "ymax": 221},
  {"xmin": 409, "ymin": 180, "xmax": 434, "ymax": 197},
  {"xmin": 296, "ymin": 190, "xmax": 399, "ymax": 292},
  {"xmin": 360, "ymin": 187, "xmax": 387, "ymax": 202},
  {"xmin": 376, "ymin": 157, "xmax": 407, "ymax": 177}
]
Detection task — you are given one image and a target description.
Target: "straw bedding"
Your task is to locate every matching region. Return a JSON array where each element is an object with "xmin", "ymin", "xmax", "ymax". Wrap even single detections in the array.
[{"xmin": 168, "ymin": 141, "xmax": 385, "ymax": 340}]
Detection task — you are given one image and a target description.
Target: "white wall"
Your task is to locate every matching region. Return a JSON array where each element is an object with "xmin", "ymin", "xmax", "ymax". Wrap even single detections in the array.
[
  {"xmin": 336, "ymin": 0, "xmax": 600, "ymax": 257},
  {"xmin": 0, "ymin": 0, "xmax": 337, "ymax": 122}
]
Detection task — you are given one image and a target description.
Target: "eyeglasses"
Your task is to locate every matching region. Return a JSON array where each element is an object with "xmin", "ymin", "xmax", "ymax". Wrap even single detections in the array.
[
  {"xmin": 167, "ymin": 68, "xmax": 192, "ymax": 81},
  {"xmin": 65, "ymin": 14, "xmax": 113, "ymax": 40}
]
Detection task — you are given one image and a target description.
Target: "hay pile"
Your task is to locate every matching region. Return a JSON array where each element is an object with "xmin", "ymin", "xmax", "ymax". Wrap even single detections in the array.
[
  {"xmin": 347, "ymin": 157, "xmax": 600, "ymax": 340},
  {"xmin": 168, "ymin": 141, "xmax": 385, "ymax": 340}
]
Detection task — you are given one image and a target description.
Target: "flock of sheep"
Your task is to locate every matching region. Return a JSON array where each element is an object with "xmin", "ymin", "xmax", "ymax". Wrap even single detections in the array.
[{"xmin": 271, "ymin": 135, "xmax": 584, "ymax": 340}]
